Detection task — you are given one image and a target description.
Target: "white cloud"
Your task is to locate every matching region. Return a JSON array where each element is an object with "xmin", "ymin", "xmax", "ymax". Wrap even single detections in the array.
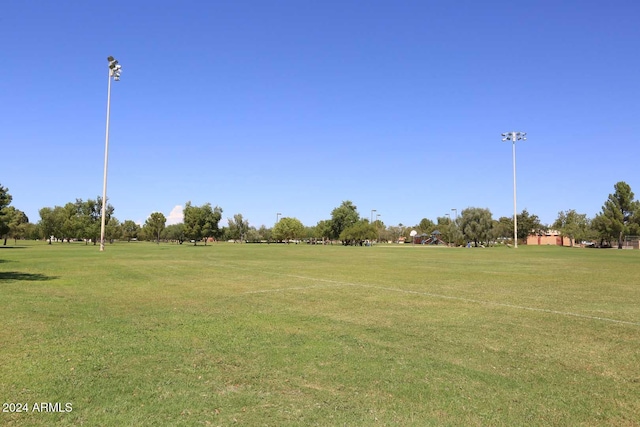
[{"xmin": 166, "ymin": 205, "xmax": 184, "ymax": 225}]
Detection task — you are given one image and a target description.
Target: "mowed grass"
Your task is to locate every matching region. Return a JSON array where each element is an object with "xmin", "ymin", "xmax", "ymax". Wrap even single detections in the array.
[{"xmin": 1, "ymin": 242, "xmax": 639, "ymax": 426}]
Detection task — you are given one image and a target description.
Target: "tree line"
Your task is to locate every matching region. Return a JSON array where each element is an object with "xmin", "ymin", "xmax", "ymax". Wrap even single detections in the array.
[{"xmin": 1, "ymin": 181, "xmax": 639, "ymax": 248}]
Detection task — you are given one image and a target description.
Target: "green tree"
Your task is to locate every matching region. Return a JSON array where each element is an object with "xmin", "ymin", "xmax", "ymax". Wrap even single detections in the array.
[
  {"xmin": 0, "ymin": 184, "xmax": 13, "ymax": 242},
  {"xmin": 227, "ymin": 214, "xmax": 249, "ymax": 242},
  {"xmin": 493, "ymin": 216, "xmax": 513, "ymax": 242},
  {"xmin": 459, "ymin": 207, "xmax": 494, "ymax": 247},
  {"xmin": 272, "ymin": 217, "xmax": 304, "ymax": 242},
  {"xmin": 183, "ymin": 202, "xmax": 223, "ymax": 245},
  {"xmin": 435, "ymin": 216, "xmax": 452, "ymax": 245},
  {"xmin": 38, "ymin": 207, "xmax": 56, "ymax": 244},
  {"xmin": 52, "ymin": 205, "xmax": 73, "ymax": 242},
  {"xmin": 314, "ymin": 220, "xmax": 332, "ymax": 243},
  {"xmin": 73, "ymin": 197, "xmax": 114, "ymax": 245},
  {"xmin": 2, "ymin": 207, "xmax": 29, "ymax": 245},
  {"xmin": 245, "ymin": 227, "xmax": 261, "ymax": 242},
  {"xmin": 145, "ymin": 212, "xmax": 166, "ymax": 244},
  {"xmin": 339, "ymin": 219, "xmax": 377, "ymax": 245},
  {"xmin": 122, "ymin": 220, "xmax": 140, "ymax": 242},
  {"xmin": 164, "ymin": 223, "xmax": 185, "ymax": 243},
  {"xmin": 329, "ymin": 201, "xmax": 359, "ymax": 240},
  {"xmin": 593, "ymin": 181, "xmax": 640, "ymax": 248},
  {"xmin": 257, "ymin": 225, "xmax": 272, "ymax": 242},
  {"xmin": 517, "ymin": 209, "xmax": 544, "ymax": 241},
  {"xmin": 417, "ymin": 218, "xmax": 436, "ymax": 234},
  {"xmin": 553, "ymin": 210, "xmax": 590, "ymax": 247},
  {"xmin": 105, "ymin": 217, "xmax": 122, "ymax": 243}
]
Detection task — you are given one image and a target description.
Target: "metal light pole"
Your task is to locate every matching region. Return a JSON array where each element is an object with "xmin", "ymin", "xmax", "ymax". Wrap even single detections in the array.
[
  {"xmin": 100, "ymin": 56, "xmax": 122, "ymax": 252},
  {"xmin": 370, "ymin": 209, "xmax": 376, "ymax": 223},
  {"xmin": 376, "ymin": 213, "xmax": 381, "ymax": 243},
  {"xmin": 451, "ymin": 209, "xmax": 457, "ymax": 246},
  {"xmin": 445, "ymin": 213, "xmax": 451, "ymax": 246},
  {"xmin": 501, "ymin": 131, "xmax": 526, "ymax": 248},
  {"xmin": 276, "ymin": 212, "xmax": 282, "ymax": 223}
]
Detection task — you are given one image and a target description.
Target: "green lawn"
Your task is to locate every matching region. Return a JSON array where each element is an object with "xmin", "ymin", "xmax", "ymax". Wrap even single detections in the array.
[{"xmin": 1, "ymin": 241, "xmax": 639, "ymax": 426}]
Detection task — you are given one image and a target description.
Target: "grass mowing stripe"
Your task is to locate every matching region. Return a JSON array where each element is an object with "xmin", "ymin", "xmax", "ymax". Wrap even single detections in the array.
[{"xmin": 233, "ymin": 267, "xmax": 640, "ymax": 327}]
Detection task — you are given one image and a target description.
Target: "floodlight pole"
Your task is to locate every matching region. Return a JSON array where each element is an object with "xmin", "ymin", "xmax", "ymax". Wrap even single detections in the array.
[
  {"xmin": 100, "ymin": 56, "xmax": 121, "ymax": 251},
  {"xmin": 502, "ymin": 131, "xmax": 526, "ymax": 248},
  {"xmin": 445, "ymin": 213, "xmax": 451, "ymax": 246},
  {"xmin": 450, "ymin": 209, "xmax": 457, "ymax": 246},
  {"xmin": 276, "ymin": 212, "xmax": 282, "ymax": 223},
  {"xmin": 370, "ymin": 209, "xmax": 376, "ymax": 223}
]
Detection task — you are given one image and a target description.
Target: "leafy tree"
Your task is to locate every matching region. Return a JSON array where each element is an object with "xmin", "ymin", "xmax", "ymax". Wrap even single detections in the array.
[
  {"xmin": 245, "ymin": 227, "xmax": 262, "ymax": 242},
  {"xmin": 257, "ymin": 225, "xmax": 272, "ymax": 242},
  {"xmin": 329, "ymin": 201, "xmax": 359, "ymax": 240},
  {"xmin": 227, "ymin": 214, "xmax": 249, "ymax": 242},
  {"xmin": 2, "ymin": 207, "xmax": 29, "ymax": 245},
  {"xmin": 62, "ymin": 202, "xmax": 81, "ymax": 243},
  {"xmin": 23, "ymin": 222, "xmax": 38, "ymax": 240},
  {"xmin": 73, "ymin": 197, "xmax": 114, "ymax": 245},
  {"xmin": 459, "ymin": 207, "xmax": 494, "ymax": 247},
  {"xmin": 386, "ymin": 224, "xmax": 405, "ymax": 243},
  {"xmin": 493, "ymin": 216, "xmax": 513, "ymax": 242},
  {"xmin": 38, "ymin": 207, "xmax": 56, "ymax": 244},
  {"xmin": 164, "ymin": 223, "xmax": 185, "ymax": 243},
  {"xmin": 553, "ymin": 210, "xmax": 591, "ymax": 247},
  {"xmin": 339, "ymin": 219, "xmax": 377, "ymax": 245},
  {"xmin": 145, "ymin": 212, "xmax": 166, "ymax": 244},
  {"xmin": 183, "ymin": 202, "xmax": 223, "ymax": 245},
  {"xmin": 272, "ymin": 217, "xmax": 304, "ymax": 242},
  {"xmin": 0, "ymin": 184, "xmax": 13, "ymax": 241},
  {"xmin": 372, "ymin": 218, "xmax": 385, "ymax": 243},
  {"xmin": 314, "ymin": 220, "xmax": 332, "ymax": 242},
  {"xmin": 593, "ymin": 181, "xmax": 640, "ymax": 248},
  {"xmin": 517, "ymin": 209, "xmax": 544, "ymax": 241},
  {"xmin": 435, "ymin": 216, "xmax": 453, "ymax": 245},
  {"xmin": 105, "ymin": 217, "xmax": 122, "ymax": 243},
  {"xmin": 417, "ymin": 218, "xmax": 436, "ymax": 234},
  {"xmin": 122, "ymin": 220, "xmax": 140, "ymax": 242}
]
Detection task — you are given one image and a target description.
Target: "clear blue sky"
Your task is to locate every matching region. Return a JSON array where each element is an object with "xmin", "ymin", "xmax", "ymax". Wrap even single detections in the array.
[{"xmin": 3, "ymin": 1, "xmax": 639, "ymax": 229}]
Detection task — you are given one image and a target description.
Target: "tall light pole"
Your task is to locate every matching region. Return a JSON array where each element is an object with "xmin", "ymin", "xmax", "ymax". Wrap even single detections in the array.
[
  {"xmin": 100, "ymin": 56, "xmax": 122, "ymax": 252},
  {"xmin": 370, "ymin": 209, "xmax": 377, "ymax": 223},
  {"xmin": 451, "ymin": 209, "xmax": 457, "ymax": 246},
  {"xmin": 502, "ymin": 131, "xmax": 526, "ymax": 248},
  {"xmin": 445, "ymin": 213, "xmax": 451, "ymax": 246},
  {"xmin": 376, "ymin": 213, "xmax": 381, "ymax": 242},
  {"xmin": 276, "ymin": 212, "xmax": 282, "ymax": 223}
]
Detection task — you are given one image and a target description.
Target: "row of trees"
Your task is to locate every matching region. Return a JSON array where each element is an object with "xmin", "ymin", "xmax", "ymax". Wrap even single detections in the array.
[{"xmin": 1, "ymin": 181, "xmax": 639, "ymax": 248}]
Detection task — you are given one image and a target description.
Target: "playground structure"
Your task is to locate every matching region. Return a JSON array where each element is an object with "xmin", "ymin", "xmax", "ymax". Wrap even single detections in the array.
[{"xmin": 413, "ymin": 230, "xmax": 447, "ymax": 245}]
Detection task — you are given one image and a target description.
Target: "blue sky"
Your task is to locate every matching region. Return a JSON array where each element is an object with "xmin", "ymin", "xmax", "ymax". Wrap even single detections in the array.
[{"xmin": 3, "ymin": 1, "xmax": 639, "ymax": 229}]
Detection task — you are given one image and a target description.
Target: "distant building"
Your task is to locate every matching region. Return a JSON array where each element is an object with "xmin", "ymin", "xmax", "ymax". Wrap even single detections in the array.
[{"xmin": 526, "ymin": 230, "xmax": 571, "ymax": 246}]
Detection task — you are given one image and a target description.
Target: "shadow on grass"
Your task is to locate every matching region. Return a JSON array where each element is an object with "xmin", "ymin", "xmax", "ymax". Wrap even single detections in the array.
[
  {"xmin": 0, "ymin": 271, "xmax": 58, "ymax": 282},
  {"xmin": 0, "ymin": 246, "xmax": 27, "ymax": 249}
]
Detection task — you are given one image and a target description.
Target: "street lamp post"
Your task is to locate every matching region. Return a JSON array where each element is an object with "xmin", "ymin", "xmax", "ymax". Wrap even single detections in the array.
[
  {"xmin": 376, "ymin": 213, "xmax": 381, "ymax": 242},
  {"xmin": 501, "ymin": 131, "xmax": 527, "ymax": 248},
  {"xmin": 276, "ymin": 212, "xmax": 282, "ymax": 223},
  {"xmin": 100, "ymin": 56, "xmax": 121, "ymax": 252},
  {"xmin": 370, "ymin": 209, "xmax": 376, "ymax": 223}
]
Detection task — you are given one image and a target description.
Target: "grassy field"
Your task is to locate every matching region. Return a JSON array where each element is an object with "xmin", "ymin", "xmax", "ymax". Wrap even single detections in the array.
[{"xmin": 1, "ymin": 241, "xmax": 639, "ymax": 426}]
